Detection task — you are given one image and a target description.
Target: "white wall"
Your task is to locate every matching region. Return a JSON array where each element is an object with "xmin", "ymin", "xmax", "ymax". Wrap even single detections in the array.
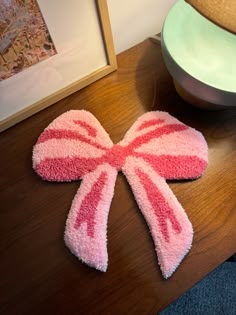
[{"xmin": 107, "ymin": 0, "xmax": 178, "ymax": 54}]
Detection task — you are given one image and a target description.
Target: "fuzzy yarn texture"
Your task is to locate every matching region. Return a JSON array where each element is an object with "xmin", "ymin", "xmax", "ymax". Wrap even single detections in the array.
[{"xmin": 32, "ymin": 110, "xmax": 208, "ymax": 278}]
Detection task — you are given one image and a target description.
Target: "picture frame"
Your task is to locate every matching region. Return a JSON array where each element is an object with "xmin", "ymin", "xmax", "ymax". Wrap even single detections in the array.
[{"xmin": 0, "ymin": 0, "xmax": 117, "ymax": 132}]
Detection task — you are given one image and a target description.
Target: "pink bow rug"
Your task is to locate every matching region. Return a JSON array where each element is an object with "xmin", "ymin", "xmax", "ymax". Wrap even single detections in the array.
[{"xmin": 33, "ymin": 110, "xmax": 208, "ymax": 278}]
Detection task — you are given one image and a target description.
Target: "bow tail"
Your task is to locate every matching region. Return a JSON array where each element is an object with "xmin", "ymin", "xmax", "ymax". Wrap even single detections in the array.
[
  {"xmin": 64, "ymin": 163, "xmax": 118, "ymax": 272},
  {"xmin": 122, "ymin": 156, "xmax": 193, "ymax": 278}
]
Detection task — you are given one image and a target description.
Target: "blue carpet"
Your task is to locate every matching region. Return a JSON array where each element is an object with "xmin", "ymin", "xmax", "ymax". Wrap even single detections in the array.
[{"xmin": 160, "ymin": 262, "xmax": 236, "ymax": 315}]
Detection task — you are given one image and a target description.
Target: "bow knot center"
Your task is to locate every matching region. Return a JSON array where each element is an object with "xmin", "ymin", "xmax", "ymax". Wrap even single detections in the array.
[{"xmin": 106, "ymin": 144, "xmax": 128, "ymax": 169}]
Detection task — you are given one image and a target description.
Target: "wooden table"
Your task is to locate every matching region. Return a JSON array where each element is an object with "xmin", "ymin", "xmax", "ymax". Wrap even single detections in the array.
[{"xmin": 0, "ymin": 39, "xmax": 235, "ymax": 315}]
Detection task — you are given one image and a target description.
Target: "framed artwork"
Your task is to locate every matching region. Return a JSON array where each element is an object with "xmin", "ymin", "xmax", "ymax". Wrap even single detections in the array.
[{"xmin": 0, "ymin": 0, "xmax": 117, "ymax": 132}]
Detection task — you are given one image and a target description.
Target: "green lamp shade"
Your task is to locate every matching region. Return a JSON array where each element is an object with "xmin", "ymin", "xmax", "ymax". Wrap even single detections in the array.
[{"xmin": 161, "ymin": 0, "xmax": 236, "ymax": 108}]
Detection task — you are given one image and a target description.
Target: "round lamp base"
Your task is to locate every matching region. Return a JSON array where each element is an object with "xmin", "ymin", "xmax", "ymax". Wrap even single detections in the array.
[{"xmin": 173, "ymin": 81, "xmax": 229, "ymax": 110}]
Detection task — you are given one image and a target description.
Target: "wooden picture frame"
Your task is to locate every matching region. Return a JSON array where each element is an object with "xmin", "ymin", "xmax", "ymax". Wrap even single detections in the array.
[{"xmin": 0, "ymin": 0, "xmax": 117, "ymax": 132}]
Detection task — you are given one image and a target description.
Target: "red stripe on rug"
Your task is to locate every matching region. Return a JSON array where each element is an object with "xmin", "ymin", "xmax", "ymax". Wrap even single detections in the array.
[
  {"xmin": 129, "ymin": 124, "xmax": 188, "ymax": 150},
  {"xmin": 36, "ymin": 129, "xmax": 107, "ymax": 150},
  {"xmin": 73, "ymin": 120, "xmax": 97, "ymax": 137},
  {"xmin": 136, "ymin": 168, "xmax": 182, "ymax": 242},
  {"xmin": 134, "ymin": 153, "xmax": 207, "ymax": 179},
  {"xmin": 137, "ymin": 119, "xmax": 165, "ymax": 131},
  {"xmin": 74, "ymin": 171, "xmax": 107, "ymax": 238},
  {"xmin": 35, "ymin": 156, "xmax": 101, "ymax": 181}
]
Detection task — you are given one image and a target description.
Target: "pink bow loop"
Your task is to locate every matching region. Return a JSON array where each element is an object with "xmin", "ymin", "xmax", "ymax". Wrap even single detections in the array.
[{"xmin": 33, "ymin": 110, "xmax": 208, "ymax": 278}]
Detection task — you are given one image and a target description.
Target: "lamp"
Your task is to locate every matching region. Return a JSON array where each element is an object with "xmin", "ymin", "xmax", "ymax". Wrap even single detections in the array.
[{"xmin": 161, "ymin": 0, "xmax": 236, "ymax": 109}]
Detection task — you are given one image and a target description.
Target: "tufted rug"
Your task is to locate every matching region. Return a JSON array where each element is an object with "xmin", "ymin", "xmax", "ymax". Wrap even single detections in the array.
[{"xmin": 32, "ymin": 110, "xmax": 208, "ymax": 278}]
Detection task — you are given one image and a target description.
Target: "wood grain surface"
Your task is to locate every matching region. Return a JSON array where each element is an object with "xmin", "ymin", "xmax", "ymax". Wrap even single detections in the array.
[{"xmin": 0, "ymin": 39, "xmax": 235, "ymax": 315}]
